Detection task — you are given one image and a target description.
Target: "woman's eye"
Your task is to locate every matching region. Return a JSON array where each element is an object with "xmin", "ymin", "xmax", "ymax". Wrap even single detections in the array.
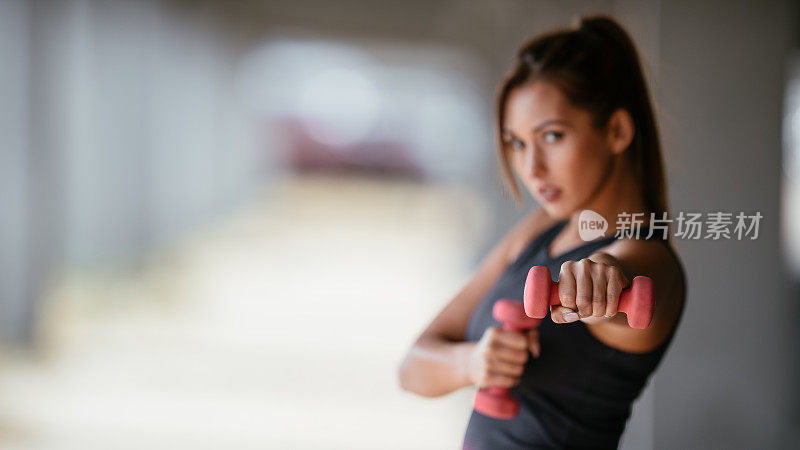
[
  {"xmin": 506, "ymin": 139, "xmax": 525, "ymax": 151},
  {"xmin": 542, "ymin": 131, "xmax": 564, "ymax": 144}
]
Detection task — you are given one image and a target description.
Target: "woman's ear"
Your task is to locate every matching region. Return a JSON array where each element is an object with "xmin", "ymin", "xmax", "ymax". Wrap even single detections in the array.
[{"xmin": 606, "ymin": 108, "xmax": 635, "ymax": 155}]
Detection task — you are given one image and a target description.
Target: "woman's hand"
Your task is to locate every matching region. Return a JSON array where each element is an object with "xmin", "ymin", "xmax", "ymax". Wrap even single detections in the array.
[
  {"xmin": 551, "ymin": 256, "xmax": 630, "ymax": 324},
  {"xmin": 468, "ymin": 326, "xmax": 540, "ymax": 389}
]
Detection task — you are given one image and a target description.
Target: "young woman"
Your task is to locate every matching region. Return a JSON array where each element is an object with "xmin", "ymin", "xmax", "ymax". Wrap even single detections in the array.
[{"xmin": 398, "ymin": 15, "xmax": 686, "ymax": 449}]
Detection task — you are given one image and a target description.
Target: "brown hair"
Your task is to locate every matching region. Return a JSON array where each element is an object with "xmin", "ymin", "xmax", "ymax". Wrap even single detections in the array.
[{"xmin": 495, "ymin": 15, "xmax": 668, "ymax": 216}]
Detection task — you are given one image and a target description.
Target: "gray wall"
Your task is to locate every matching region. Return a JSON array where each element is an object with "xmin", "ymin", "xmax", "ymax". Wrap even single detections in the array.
[
  {"xmin": 657, "ymin": 1, "xmax": 797, "ymax": 448},
  {"xmin": 0, "ymin": 0, "xmax": 36, "ymax": 343},
  {"xmin": 0, "ymin": 0, "xmax": 261, "ymax": 340}
]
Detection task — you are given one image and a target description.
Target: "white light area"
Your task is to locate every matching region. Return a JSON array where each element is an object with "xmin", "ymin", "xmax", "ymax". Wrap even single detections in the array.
[
  {"xmin": 782, "ymin": 59, "xmax": 800, "ymax": 278},
  {"xmin": 235, "ymin": 39, "xmax": 374, "ymax": 117},
  {"xmin": 414, "ymin": 91, "xmax": 488, "ymax": 177},
  {"xmin": 0, "ymin": 176, "xmax": 491, "ymax": 449},
  {"xmin": 784, "ymin": 72, "xmax": 800, "ymax": 181},
  {"xmin": 235, "ymin": 36, "xmax": 490, "ymax": 178},
  {"xmin": 297, "ymin": 68, "xmax": 380, "ymax": 147},
  {"xmin": 372, "ymin": 68, "xmax": 490, "ymax": 178},
  {"xmin": 782, "ymin": 178, "xmax": 800, "ymax": 278}
]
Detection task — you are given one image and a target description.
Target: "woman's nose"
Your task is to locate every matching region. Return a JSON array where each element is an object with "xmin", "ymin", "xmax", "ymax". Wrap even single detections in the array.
[{"xmin": 525, "ymin": 145, "xmax": 545, "ymax": 176}]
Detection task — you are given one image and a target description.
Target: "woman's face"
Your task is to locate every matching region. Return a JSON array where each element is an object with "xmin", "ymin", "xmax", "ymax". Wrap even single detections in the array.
[{"xmin": 502, "ymin": 80, "xmax": 615, "ymax": 219}]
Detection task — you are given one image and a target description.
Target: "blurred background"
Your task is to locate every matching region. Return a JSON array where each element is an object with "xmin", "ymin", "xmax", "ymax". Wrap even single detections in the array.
[{"xmin": 1, "ymin": 0, "xmax": 799, "ymax": 449}]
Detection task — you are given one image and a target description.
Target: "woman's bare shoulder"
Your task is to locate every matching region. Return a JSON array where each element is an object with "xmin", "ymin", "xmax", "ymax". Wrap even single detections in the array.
[
  {"xmin": 606, "ymin": 237, "xmax": 685, "ymax": 294},
  {"xmin": 588, "ymin": 237, "xmax": 685, "ymax": 353}
]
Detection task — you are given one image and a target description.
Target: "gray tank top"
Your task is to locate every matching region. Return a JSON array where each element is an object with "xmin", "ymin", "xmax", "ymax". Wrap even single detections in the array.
[{"xmin": 462, "ymin": 219, "xmax": 685, "ymax": 449}]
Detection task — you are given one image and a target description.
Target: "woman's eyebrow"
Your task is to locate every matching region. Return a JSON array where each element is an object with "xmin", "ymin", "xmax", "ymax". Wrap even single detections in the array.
[
  {"xmin": 533, "ymin": 119, "xmax": 571, "ymax": 132},
  {"xmin": 502, "ymin": 120, "xmax": 571, "ymax": 138},
  {"xmin": 500, "ymin": 128, "xmax": 517, "ymax": 138}
]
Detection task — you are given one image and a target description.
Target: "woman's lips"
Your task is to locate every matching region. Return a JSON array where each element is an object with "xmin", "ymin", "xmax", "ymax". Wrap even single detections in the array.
[{"xmin": 538, "ymin": 186, "xmax": 562, "ymax": 202}]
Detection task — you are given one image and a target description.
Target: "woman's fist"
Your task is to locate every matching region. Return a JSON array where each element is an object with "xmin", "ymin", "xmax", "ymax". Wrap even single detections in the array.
[
  {"xmin": 468, "ymin": 326, "xmax": 540, "ymax": 389},
  {"xmin": 551, "ymin": 257, "xmax": 630, "ymax": 323}
]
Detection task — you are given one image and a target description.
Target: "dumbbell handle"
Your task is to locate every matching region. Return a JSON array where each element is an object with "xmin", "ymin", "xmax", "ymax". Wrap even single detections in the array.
[
  {"xmin": 474, "ymin": 322, "xmax": 517, "ymax": 414},
  {"xmin": 473, "ymin": 299, "xmax": 539, "ymax": 420},
  {"xmin": 523, "ymin": 266, "xmax": 654, "ymax": 329},
  {"xmin": 478, "ymin": 322, "xmax": 530, "ymax": 398},
  {"xmin": 500, "ymin": 322, "xmax": 529, "ymax": 333}
]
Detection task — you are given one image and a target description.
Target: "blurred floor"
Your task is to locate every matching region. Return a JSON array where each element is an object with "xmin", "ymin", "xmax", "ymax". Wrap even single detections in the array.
[{"xmin": 0, "ymin": 174, "xmax": 489, "ymax": 450}]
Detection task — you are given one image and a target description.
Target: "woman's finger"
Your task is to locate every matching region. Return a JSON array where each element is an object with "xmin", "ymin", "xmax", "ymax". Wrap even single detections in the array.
[
  {"xmin": 574, "ymin": 259, "xmax": 594, "ymax": 318},
  {"xmin": 558, "ymin": 260, "xmax": 578, "ymax": 311},
  {"xmin": 604, "ymin": 265, "xmax": 628, "ymax": 317},
  {"xmin": 550, "ymin": 305, "xmax": 580, "ymax": 323},
  {"xmin": 488, "ymin": 358, "xmax": 525, "ymax": 377},
  {"xmin": 491, "ymin": 328, "xmax": 528, "ymax": 351},
  {"xmin": 591, "ymin": 264, "xmax": 608, "ymax": 317},
  {"xmin": 527, "ymin": 329, "xmax": 540, "ymax": 358},
  {"xmin": 484, "ymin": 373, "xmax": 520, "ymax": 389},
  {"xmin": 490, "ymin": 344, "xmax": 529, "ymax": 364}
]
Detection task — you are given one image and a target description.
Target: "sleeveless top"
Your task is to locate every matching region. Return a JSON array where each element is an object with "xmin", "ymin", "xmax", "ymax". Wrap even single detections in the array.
[{"xmin": 462, "ymin": 219, "xmax": 686, "ymax": 450}]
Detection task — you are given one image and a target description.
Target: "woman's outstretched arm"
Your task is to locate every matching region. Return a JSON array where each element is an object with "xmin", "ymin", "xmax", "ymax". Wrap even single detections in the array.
[
  {"xmin": 398, "ymin": 208, "xmax": 554, "ymax": 397},
  {"xmin": 548, "ymin": 237, "xmax": 685, "ymax": 353}
]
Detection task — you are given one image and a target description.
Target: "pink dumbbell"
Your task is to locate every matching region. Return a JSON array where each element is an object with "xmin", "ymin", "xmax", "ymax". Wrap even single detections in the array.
[
  {"xmin": 523, "ymin": 266, "xmax": 655, "ymax": 329},
  {"xmin": 473, "ymin": 299, "xmax": 540, "ymax": 420}
]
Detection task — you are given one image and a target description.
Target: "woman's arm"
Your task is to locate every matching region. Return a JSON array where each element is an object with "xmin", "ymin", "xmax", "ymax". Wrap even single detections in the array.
[
  {"xmin": 398, "ymin": 208, "xmax": 555, "ymax": 397},
  {"xmin": 549, "ymin": 238, "xmax": 685, "ymax": 353}
]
